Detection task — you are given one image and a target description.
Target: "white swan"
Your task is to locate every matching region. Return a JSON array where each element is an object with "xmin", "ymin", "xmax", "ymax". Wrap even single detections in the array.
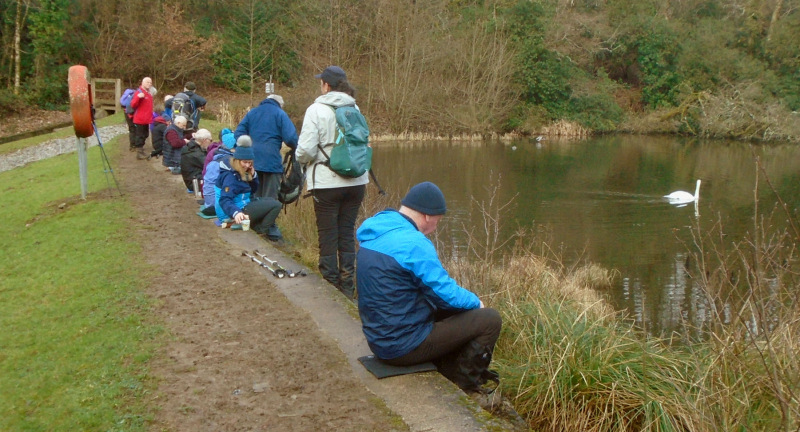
[{"xmin": 665, "ymin": 179, "xmax": 701, "ymax": 205}]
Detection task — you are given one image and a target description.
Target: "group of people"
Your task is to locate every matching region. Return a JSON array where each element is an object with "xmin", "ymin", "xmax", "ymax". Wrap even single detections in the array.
[{"xmin": 125, "ymin": 67, "xmax": 504, "ymax": 397}]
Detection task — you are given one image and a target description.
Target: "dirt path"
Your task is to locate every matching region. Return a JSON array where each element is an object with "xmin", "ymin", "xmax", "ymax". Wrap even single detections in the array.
[{"xmin": 115, "ymin": 144, "xmax": 405, "ymax": 431}]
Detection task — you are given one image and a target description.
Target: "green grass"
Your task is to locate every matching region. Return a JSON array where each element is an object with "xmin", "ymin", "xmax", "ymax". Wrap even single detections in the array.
[{"xmin": 0, "ymin": 128, "xmax": 161, "ymax": 431}]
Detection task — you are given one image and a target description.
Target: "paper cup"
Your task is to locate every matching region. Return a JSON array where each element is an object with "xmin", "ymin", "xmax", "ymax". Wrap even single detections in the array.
[{"xmin": 241, "ymin": 219, "xmax": 251, "ymax": 231}]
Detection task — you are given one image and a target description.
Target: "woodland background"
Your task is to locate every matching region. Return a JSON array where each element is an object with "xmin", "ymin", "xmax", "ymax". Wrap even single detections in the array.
[{"xmin": 1, "ymin": 0, "xmax": 798, "ymax": 141}]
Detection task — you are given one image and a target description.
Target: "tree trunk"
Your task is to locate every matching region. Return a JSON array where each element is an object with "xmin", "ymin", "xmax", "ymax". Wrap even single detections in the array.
[{"xmin": 13, "ymin": 0, "xmax": 28, "ymax": 95}]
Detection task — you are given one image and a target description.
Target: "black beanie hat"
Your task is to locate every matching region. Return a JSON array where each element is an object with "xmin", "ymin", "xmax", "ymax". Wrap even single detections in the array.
[{"xmin": 401, "ymin": 182, "xmax": 447, "ymax": 215}]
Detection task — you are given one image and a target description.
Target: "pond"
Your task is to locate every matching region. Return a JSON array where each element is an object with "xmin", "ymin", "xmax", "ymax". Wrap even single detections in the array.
[{"xmin": 372, "ymin": 135, "xmax": 800, "ymax": 336}]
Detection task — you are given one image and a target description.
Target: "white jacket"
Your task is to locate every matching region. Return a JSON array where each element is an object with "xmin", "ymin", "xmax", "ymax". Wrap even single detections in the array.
[{"xmin": 296, "ymin": 91, "xmax": 370, "ymax": 190}]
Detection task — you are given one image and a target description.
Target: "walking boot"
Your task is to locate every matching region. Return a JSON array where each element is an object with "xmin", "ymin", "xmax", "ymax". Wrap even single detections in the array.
[
  {"xmin": 338, "ymin": 252, "xmax": 356, "ymax": 301},
  {"xmin": 136, "ymin": 148, "xmax": 147, "ymax": 160},
  {"xmin": 434, "ymin": 340, "xmax": 495, "ymax": 393},
  {"xmin": 318, "ymin": 255, "xmax": 340, "ymax": 288}
]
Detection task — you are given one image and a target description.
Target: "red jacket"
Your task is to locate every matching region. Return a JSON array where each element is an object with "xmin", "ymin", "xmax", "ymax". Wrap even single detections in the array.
[{"xmin": 130, "ymin": 86, "xmax": 154, "ymax": 125}]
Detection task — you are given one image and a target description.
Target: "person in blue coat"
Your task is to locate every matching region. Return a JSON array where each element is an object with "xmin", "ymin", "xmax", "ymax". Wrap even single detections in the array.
[
  {"xmin": 214, "ymin": 138, "xmax": 281, "ymax": 233},
  {"xmin": 234, "ymin": 94, "xmax": 298, "ymax": 241},
  {"xmin": 356, "ymin": 182, "xmax": 503, "ymax": 393}
]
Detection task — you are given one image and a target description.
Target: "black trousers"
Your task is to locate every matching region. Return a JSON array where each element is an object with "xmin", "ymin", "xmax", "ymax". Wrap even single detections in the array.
[
  {"xmin": 243, "ymin": 198, "xmax": 282, "ymax": 234},
  {"xmin": 125, "ymin": 115, "xmax": 136, "ymax": 148},
  {"xmin": 133, "ymin": 123, "xmax": 150, "ymax": 149},
  {"xmin": 255, "ymin": 171, "xmax": 281, "ymax": 200},
  {"xmin": 381, "ymin": 308, "xmax": 502, "ymax": 367},
  {"xmin": 312, "ymin": 185, "xmax": 366, "ymax": 257}
]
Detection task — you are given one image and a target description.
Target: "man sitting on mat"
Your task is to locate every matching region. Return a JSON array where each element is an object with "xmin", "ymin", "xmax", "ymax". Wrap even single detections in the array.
[{"xmin": 355, "ymin": 181, "xmax": 503, "ymax": 393}]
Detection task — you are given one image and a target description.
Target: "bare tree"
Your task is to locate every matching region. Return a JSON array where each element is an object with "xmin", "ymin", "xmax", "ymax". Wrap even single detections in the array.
[{"xmin": 13, "ymin": 0, "xmax": 32, "ymax": 95}]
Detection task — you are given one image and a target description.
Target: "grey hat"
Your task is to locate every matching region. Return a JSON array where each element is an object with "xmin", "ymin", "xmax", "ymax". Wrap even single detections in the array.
[
  {"xmin": 236, "ymin": 135, "xmax": 252, "ymax": 147},
  {"xmin": 401, "ymin": 182, "xmax": 446, "ymax": 215},
  {"xmin": 315, "ymin": 66, "xmax": 347, "ymax": 87},
  {"xmin": 267, "ymin": 94, "xmax": 285, "ymax": 108}
]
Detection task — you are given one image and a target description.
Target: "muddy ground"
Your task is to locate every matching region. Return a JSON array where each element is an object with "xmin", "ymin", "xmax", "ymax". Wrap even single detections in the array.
[
  {"xmin": 117, "ymin": 145, "xmax": 407, "ymax": 431},
  {"xmin": 2, "ymin": 111, "xmax": 405, "ymax": 431}
]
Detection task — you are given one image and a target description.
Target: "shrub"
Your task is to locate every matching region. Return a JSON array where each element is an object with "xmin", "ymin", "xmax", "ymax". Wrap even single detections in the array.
[
  {"xmin": 0, "ymin": 89, "xmax": 28, "ymax": 116},
  {"xmin": 567, "ymin": 93, "xmax": 624, "ymax": 131}
]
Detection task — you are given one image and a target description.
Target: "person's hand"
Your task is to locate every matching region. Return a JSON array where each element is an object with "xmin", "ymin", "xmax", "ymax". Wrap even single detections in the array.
[
  {"xmin": 138, "ymin": 92, "xmax": 144, "ymax": 98},
  {"xmin": 234, "ymin": 212, "xmax": 248, "ymax": 224}
]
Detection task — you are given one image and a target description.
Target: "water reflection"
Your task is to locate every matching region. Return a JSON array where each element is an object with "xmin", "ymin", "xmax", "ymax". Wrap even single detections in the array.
[{"xmin": 372, "ymin": 135, "xmax": 800, "ymax": 335}]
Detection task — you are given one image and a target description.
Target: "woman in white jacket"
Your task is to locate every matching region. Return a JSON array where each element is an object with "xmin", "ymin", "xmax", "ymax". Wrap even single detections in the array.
[{"xmin": 296, "ymin": 66, "xmax": 369, "ymax": 301}]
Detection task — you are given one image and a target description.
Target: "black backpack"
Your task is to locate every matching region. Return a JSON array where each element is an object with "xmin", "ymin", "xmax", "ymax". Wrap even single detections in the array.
[
  {"xmin": 278, "ymin": 150, "xmax": 305, "ymax": 205},
  {"xmin": 171, "ymin": 92, "xmax": 196, "ymax": 128}
]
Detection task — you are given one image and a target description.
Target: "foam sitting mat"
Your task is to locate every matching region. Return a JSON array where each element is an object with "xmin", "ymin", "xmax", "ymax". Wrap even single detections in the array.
[{"xmin": 358, "ymin": 355, "xmax": 436, "ymax": 379}]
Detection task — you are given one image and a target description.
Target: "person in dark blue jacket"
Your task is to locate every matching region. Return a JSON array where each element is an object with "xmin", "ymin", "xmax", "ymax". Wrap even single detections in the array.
[
  {"xmin": 234, "ymin": 94, "xmax": 298, "ymax": 241},
  {"xmin": 214, "ymin": 138, "xmax": 281, "ymax": 233},
  {"xmin": 356, "ymin": 182, "xmax": 503, "ymax": 393}
]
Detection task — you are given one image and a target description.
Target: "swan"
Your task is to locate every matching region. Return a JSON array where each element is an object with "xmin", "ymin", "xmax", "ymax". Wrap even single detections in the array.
[{"xmin": 664, "ymin": 179, "xmax": 701, "ymax": 205}]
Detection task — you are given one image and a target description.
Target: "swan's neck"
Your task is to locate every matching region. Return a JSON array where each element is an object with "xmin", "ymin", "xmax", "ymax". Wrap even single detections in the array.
[{"xmin": 694, "ymin": 181, "xmax": 701, "ymax": 200}]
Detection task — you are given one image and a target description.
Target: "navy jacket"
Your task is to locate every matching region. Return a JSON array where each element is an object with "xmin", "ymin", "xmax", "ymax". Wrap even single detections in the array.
[
  {"xmin": 234, "ymin": 98, "xmax": 298, "ymax": 173},
  {"xmin": 356, "ymin": 209, "xmax": 481, "ymax": 359},
  {"xmin": 215, "ymin": 157, "xmax": 259, "ymax": 220}
]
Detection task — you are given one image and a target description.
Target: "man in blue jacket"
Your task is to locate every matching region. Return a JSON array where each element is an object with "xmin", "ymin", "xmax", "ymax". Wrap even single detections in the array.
[
  {"xmin": 356, "ymin": 182, "xmax": 503, "ymax": 393},
  {"xmin": 234, "ymin": 94, "xmax": 298, "ymax": 242}
]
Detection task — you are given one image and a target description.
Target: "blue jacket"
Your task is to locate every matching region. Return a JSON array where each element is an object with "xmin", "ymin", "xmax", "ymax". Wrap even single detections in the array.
[
  {"xmin": 356, "ymin": 209, "xmax": 481, "ymax": 360},
  {"xmin": 203, "ymin": 148, "xmax": 233, "ymax": 208},
  {"xmin": 214, "ymin": 157, "xmax": 259, "ymax": 220},
  {"xmin": 234, "ymin": 98, "xmax": 298, "ymax": 173}
]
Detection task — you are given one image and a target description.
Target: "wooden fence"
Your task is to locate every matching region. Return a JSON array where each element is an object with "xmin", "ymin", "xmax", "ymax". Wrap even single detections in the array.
[{"xmin": 91, "ymin": 78, "xmax": 122, "ymax": 114}]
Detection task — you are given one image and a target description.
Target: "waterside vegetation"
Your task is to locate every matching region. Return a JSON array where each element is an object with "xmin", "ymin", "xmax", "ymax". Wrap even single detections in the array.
[{"xmin": 279, "ymin": 178, "xmax": 800, "ymax": 431}]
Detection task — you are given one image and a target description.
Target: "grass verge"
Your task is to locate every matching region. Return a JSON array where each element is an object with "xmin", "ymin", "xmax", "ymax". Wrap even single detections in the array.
[{"xmin": 0, "ymin": 130, "xmax": 161, "ymax": 431}]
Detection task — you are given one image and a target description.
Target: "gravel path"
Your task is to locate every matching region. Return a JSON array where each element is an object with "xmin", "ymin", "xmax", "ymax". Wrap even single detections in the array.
[{"xmin": 0, "ymin": 124, "xmax": 128, "ymax": 173}]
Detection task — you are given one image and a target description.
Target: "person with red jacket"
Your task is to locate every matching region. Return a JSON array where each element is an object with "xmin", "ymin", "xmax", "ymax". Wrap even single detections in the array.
[{"xmin": 129, "ymin": 77, "xmax": 154, "ymax": 160}]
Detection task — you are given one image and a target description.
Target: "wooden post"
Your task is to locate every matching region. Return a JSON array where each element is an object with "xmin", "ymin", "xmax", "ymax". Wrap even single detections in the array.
[{"xmin": 114, "ymin": 79, "xmax": 122, "ymax": 112}]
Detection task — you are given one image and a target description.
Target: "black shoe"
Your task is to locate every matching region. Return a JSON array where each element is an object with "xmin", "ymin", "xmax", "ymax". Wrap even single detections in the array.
[
  {"xmin": 482, "ymin": 369, "xmax": 500, "ymax": 384},
  {"xmin": 268, "ymin": 237, "xmax": 286, "ymax": 247}
]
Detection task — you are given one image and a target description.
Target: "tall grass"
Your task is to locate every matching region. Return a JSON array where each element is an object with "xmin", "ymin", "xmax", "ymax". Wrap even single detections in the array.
[
  {"xmin": 442, "ymin": 177, "xmax": 800, "ymax": 431},
  {"xmin": 0, "ymin": 134, "xmax": 160, "ymax": 431}
]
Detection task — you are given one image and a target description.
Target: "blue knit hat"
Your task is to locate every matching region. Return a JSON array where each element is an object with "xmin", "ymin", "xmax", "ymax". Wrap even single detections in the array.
[
  {"xmin": 401, "ymin": 182, "xmax": 446, "ymax": 215},
  {"xmin": 233, "ymin": 137, "xmax": 254, "ymax": 160},
  {"xmin": 221, "ymin": 129, "xmax": 235, "ymax": 149}
]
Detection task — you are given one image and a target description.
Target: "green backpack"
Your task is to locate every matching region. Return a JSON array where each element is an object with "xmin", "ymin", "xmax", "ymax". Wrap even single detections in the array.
[{"xmin": 318, "ymin": 105, "xmax": 372, "ymax": 177}]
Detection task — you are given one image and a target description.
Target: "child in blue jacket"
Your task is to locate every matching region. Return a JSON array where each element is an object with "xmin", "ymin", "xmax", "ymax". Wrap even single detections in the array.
[{"xmin": 214, "ymin": 137, "xmax": 281, "ymax": 233}]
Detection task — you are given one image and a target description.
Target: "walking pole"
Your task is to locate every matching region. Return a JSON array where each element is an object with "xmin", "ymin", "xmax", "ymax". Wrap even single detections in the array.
[
  {"xmin": 253, "ymin": 250, "xmax": 295, "ymax": 277},
  {"xmin": 242, "ymin": 251, "xmax": 286, "ymax": 279}
]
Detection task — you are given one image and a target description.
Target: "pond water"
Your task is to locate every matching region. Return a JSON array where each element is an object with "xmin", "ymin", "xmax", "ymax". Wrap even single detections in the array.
[{"xmin": 372, "ymin": 135, "xmax": 800, "ymax": 336}]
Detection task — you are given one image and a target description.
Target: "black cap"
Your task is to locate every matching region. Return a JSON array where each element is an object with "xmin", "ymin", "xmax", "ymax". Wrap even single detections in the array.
[{"xmin": 314, "ymin": 66, "xmax": 347, "ymax": 87}]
